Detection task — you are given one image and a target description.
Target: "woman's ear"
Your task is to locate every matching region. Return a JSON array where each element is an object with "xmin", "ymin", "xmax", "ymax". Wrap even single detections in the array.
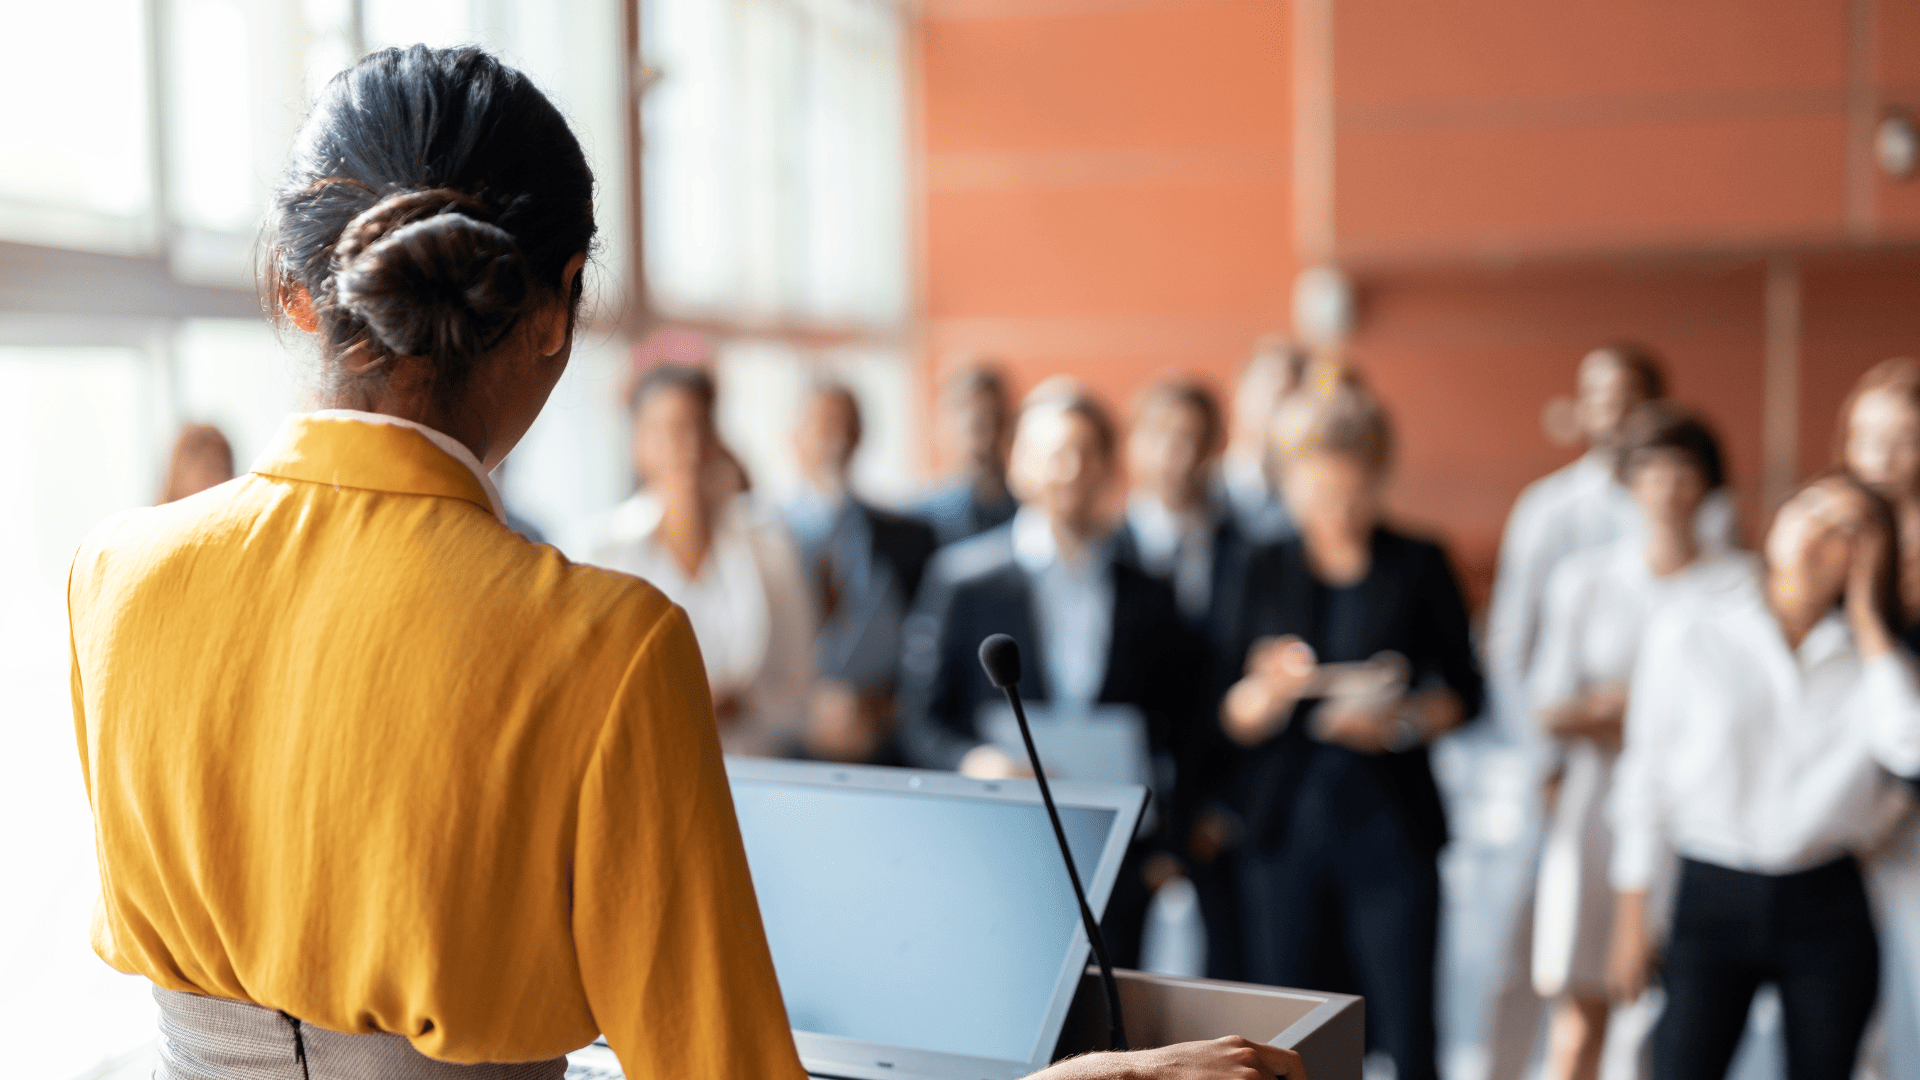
[
  {"xmin": 283, "ymin": 282, "xmax": 320, "ymax": 333},
  {"xmin": 538, "ymin": 252, "xmax": 589, "ymax": 358}
]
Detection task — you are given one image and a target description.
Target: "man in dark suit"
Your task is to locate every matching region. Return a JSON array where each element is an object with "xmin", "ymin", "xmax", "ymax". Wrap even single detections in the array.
[
  {"xmin": 1113, "ymin": 377, "xmax": 1257, "ymax": 980},
  {"xmin": 899, "ymin": 382, "xmax": 1204, "ymax": 967},
  {"xmin": 787, "ymin": 380, "xmax": 939, "ymax": 764},
  {"xmin": 910, "ymin": 362, "xmax": 1019, "ymax": 545}
]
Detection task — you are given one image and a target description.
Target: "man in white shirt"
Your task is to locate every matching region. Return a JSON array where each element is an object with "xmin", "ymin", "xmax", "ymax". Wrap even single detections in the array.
[{"xmin": 1481, "ymin": 342, "xmax": 1737, "ymax": 1079}]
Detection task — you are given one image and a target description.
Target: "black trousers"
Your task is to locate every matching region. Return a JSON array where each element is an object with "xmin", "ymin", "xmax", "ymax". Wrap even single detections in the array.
[
  {"xmin": 1236, "ymin": 772, "xmax": 1439, "ymax": 1080},
  {"xmin": 1654, "ymin": 856, "xmax": 1879, "ymax": 1080}
]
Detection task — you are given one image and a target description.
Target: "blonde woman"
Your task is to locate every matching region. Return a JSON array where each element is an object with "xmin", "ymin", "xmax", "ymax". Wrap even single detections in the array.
[{"xmin": 1221, "ymin": 376, "xmax": 1482, "ymax": 1080}]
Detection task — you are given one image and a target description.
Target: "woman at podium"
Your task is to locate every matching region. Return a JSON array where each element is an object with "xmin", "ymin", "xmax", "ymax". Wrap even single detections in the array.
[{"xmin": 65, "ymin": 43, "xmax": 1303, "ymax": 1080}]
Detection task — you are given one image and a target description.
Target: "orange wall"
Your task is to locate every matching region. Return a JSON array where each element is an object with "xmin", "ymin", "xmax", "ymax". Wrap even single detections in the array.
[
  {"xmin": 1328, "ymin": 0, "xmax": 1920, "ymax": 263},
  {"xmin": 915, "ymin": 0, "xmax": 1920, "ymax": 608},
  {"xmin": 918, "ymin": 0, "xmax": 1294, "ymax": 456}
]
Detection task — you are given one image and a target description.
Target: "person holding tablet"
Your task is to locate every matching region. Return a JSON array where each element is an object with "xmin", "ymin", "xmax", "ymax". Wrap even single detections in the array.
[
  {"xmin": 1220, "ymin": 374, "xmax": 1482, "ymax": 1080},
  {"xmin": 67, "ymin": 44, "xmax": 1303, "ymax": 1080}
]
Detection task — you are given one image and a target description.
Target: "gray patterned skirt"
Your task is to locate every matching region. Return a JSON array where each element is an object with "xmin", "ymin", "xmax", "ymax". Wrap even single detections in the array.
[{"xmin": 153, "ymin": 986, "xmax": 568, "ymax": 1080}]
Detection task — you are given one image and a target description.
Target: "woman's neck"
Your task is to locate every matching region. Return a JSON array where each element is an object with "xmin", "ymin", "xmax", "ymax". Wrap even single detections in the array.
[
  {"xmin": 320, "ymin": 382, "xmax": 496, "ymax": 467},
  {"xmin": 1305, "ymin": 528, "xmax": 1372, "ymax": 587},
  {"xmin": 1642, "ymin": 516, "xmax": 1699, "ymax": 578}
]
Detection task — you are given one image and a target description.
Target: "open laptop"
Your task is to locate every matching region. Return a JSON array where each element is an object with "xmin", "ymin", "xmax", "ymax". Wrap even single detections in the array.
[{"xmin": 571, "ymin": 759, "xmax": 1146, "ymax": 1080}]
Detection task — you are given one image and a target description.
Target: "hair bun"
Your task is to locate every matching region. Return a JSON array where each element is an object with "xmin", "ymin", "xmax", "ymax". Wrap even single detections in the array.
[{"xmin": 332, "ymin": 188, "xmax": 532, "ymax": 365}]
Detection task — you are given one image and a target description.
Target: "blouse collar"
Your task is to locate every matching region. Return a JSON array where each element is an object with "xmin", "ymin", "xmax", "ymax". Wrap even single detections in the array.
[{"xmin": 251, "ymin": 410, "xmax": 506, "ymax": 523}]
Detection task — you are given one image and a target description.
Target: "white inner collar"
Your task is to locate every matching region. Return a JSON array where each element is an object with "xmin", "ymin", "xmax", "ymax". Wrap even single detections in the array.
[{"xmin": 307, "ymin": 409, "xmax": 506, "ymax": 523}]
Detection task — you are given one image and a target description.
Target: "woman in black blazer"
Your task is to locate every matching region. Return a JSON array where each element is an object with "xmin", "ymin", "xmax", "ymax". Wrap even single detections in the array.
[{"xmin": 1221, "ymin": 375, "xmax": 1483, "ymax": 1080}]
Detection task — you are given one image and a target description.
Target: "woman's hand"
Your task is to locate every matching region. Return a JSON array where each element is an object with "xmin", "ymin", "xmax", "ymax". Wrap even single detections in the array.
[
  {"xmin": 1029, "ymin": 1036, "xmax": 1307, "ymax": 1080},
  {"xmin": 1846, "ymin": 519, "xmax": 1897, "ymax": 659},
  {"xmin": 1607, "ymin": 890, "xmax": 1656, "ymax": 1003},
  {"xmin": 1222, "ymin": 637, "xmax": 1317, "ymax": 746},
  {"xmin": 1540, "ymin": 685, "xmax": 1629, "ymax": 749}
]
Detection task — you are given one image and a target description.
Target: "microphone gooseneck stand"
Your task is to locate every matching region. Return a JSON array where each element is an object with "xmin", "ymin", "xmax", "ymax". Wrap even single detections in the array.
[{"xmin": 977, "ymin": 633, "xmax": 1128, "ymax": 1053}]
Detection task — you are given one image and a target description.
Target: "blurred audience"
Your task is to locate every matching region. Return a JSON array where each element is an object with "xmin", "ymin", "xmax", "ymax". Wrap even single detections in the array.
[
  {"xmin": 552, "ymin": 331, "xmax": 1920, "ymax": 1079},
  {"xmin": 786, "ymin": 379, "xmax": 938, "ymax": 763},
  {"xmin": 1219, "ymin": 375, "xmax": 1482, "ymax": 1080},
  {"xmin": 1608, "ymin": 471, "xmax": 1920, "ymax": 1078},
  {"xmin": 1525, "ymin": 403, "xmax": 1748, "ymax": 1080},
  {"xmin": 1218, "ymin": 337, "xmax": 1306, "ymax": 544},
  {"xmin": 160, "ymin": 422, "xmax": 235, "ymax": 503},
  {"xmin": 912, "ymin": 362, "xmax": 1018, "ymax": 545},
  {"xmin": 898, "ymin": 381, "xmax": 1203, "ymax": 967},
  {"xmin": 585, "ymin": 363, "xmax": 815, "ymax": 756}
]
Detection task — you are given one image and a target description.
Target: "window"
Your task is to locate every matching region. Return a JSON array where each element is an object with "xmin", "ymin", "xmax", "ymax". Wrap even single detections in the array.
[
  {"xmin": 642, "ymin": 0, "xmax": 916, "ymax": 505},
  {"xmin": 0, "ymin": 1, "xmax": 155, "ymax": 252},
  {"xmin": 642, "ymin": 0, "xmax": 910, "ymax": 331},
  {"xmin": 0, "ymin": 346, "xmax": 172, "ymax": 1080}
]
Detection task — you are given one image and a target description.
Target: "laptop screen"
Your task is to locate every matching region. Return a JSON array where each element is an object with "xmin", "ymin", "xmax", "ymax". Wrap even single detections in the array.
[{"xmin": 731, "ymin": 775, "xmax": 1118, "ymax": 1066}]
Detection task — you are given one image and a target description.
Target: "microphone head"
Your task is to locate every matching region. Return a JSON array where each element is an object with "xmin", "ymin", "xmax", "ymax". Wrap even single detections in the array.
[{"xmin": 978, "ymin": 633, "xmax": 1022, "ymax": 689}]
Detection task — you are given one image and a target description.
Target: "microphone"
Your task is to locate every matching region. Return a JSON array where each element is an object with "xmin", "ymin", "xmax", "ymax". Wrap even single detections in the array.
[{"xmin": 978, "ymin": 633, "xmax": 1128, "ymax": 1052}]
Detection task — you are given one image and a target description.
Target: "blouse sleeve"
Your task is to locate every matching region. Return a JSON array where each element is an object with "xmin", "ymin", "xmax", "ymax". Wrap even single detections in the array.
[
  {"xmin": 1609, "ymin": 612, "xmax": 1684, "ymax": 892},
  {"xmin": 573, "ymin": 606, "xmax": 808, "ymax": 1080},
  {"xmin": 1862, "ymin": 651, "xmax": 1920, "ymax": 781}
]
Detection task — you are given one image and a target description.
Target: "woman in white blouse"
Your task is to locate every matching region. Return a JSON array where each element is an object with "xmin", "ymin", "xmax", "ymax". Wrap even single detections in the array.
[
  {"xmin": 586, "ymin": 363, "xmax": 815, "ymax": 756},
  {"xmin": 1526, "ymin": 404, "xmax": 1750, "ymax": 1080},
  {"xmin": 1608, "ymin": 471, "xmax": 1920, "ymax": 1079}
]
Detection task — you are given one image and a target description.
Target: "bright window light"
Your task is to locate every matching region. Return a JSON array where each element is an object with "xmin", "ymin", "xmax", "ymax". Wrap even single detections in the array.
[{"xmin": 0, "ymin": 0, "xmax": 154, "ymax": 246}]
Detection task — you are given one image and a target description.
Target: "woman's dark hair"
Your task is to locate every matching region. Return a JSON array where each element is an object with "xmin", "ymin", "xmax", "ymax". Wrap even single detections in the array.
[
  {"xmin": 1613, "ymin": 401, "xmax": 1727, "ymax": 490},
  {"xmin": 1774, "ymin": 468, "xmax": 1904, "ymax": 629},
  {"xmin": 630, "ymin": 363, "xmax": 718, "ymax": 419},
  {"xmin": 264, "ymin": 46, "xmax": 596, "ymax": 399}
]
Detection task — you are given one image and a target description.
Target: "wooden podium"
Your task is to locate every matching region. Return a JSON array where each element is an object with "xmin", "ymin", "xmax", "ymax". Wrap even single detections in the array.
[{"xmin": 1053, "ymin": 969, "xmax": 1364, "ymax": 1080}]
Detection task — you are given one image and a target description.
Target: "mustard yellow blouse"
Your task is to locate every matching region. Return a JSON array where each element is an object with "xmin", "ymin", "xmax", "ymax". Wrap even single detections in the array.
[{"xmin": 68, "ymin": 413, "xmax": 807, "ymax": 1078}]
